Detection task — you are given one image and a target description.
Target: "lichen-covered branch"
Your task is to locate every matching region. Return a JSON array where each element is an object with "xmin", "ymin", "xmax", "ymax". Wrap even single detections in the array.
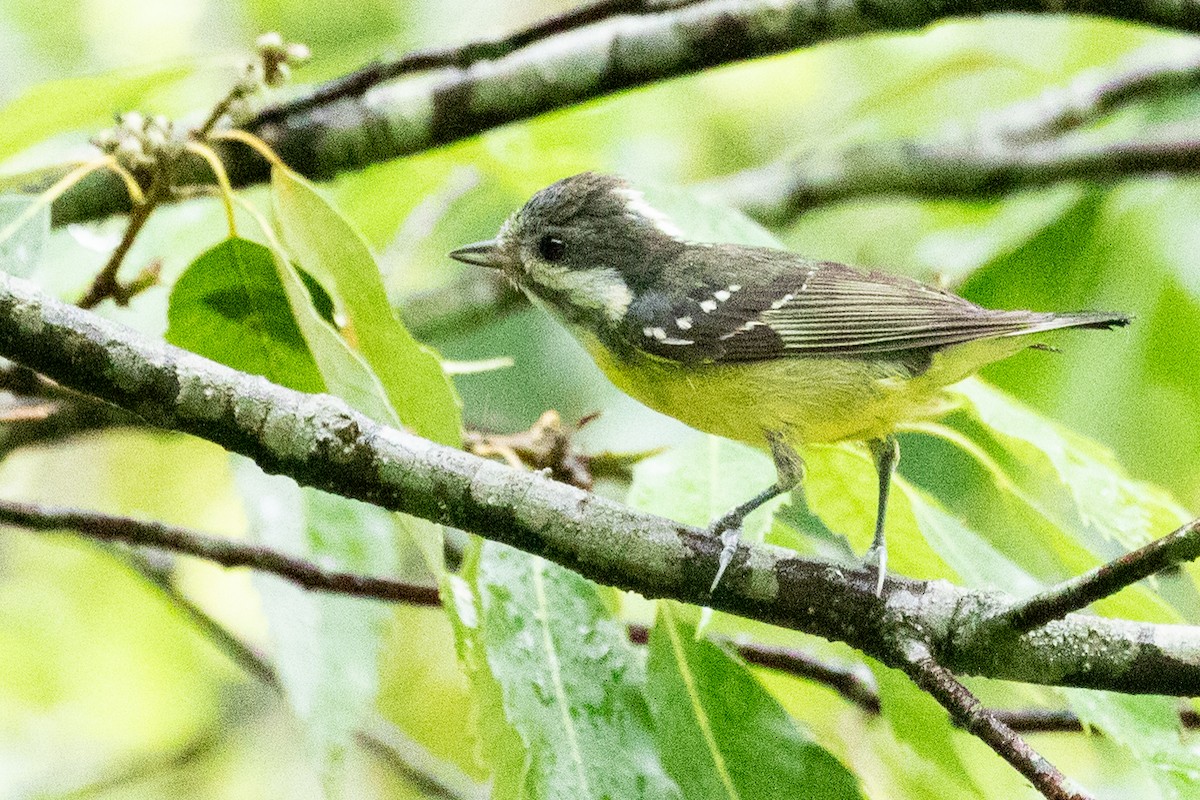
[
  {"xmin": 45, "ymin": 0, "xmax": 1200, "ymax": 226},
  {"xmin": 0, "ymin": 271, "xmax": 1196, "ymax": 696}
]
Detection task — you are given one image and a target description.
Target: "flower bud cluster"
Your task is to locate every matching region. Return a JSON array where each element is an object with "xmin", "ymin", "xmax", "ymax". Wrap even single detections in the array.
[
  {"xmin": 254, "ymin": 32, "xmax": 311, "ymax": 88},
  {"xmin": 91, "ymin": 112, "xmax": 183, "ymax": 172}
]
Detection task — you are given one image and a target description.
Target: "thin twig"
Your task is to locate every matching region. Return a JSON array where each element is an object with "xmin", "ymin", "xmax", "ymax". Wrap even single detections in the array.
[
  {"xmin": 975, "ymin": 44, "xmax": 1200, "ymax": 144},
  {"xmin": 8, "ymin": 496, "xmax": 882, "ymax": 708},
  {"xmin": 0, "ymin": 498, "xmax": 442, "ymax": 606},
  {"xmin": 985, "ymin": 518, "xmax": 1200, "ymax": 636},
  {"xmin": 901, "ymin": 642, "xmax": 1091, "ymax": 800},
  {"xmin": 982, "ymin": 707, "xmax": 1200, "ymax": 734},
  {"xmin": 76, "ymin": 172, "xmax": 166, "ymax": 309}
]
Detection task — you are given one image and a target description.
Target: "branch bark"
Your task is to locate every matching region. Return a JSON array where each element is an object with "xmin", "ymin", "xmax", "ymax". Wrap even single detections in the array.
[
  {"xmin": 0, "ymin": 271, "xmax": 1196, "ymax": 697},
  {"xmin": 902, "ymin": 642, "xmax": 1090, "ymax": 800},
  {"xmin": 43, "ymin": 0, "xmax": 1200, "ymax": 226},
  {"xmin": 712, "ymin": 43, "xmax": 1200, "ymax": 225}
]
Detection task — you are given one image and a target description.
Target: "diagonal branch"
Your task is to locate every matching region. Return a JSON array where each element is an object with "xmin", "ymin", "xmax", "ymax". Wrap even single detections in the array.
[
  {"xmin": 715, "ymin": 133, "xmax": 1200, "ymax": 227},
  {"xmin": 901, "ymin": 641, "xmax": 1091, "ymax": 800},
  {"xmin": 712, "ymin": 43, "xmax": 1200, "ymax": 224},
  {"xmin": 982, "ymin": 517, "xmax": 1200, "ymax": 636},
  {"xmin": 252, "ymin": 0, "xmax": 703, "ymax": 127},
  {"xmin": 44, "ymin": 0, "xmax": 1200, "ymax": 226},
  {"xmin": 0, "ymin": 270, "xmax": 1197, "ymax": 697}
]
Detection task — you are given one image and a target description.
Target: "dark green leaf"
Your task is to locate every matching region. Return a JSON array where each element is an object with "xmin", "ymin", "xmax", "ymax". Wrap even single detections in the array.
[{"xmin": 165, "ymin": 237, "xmax": 325, "ymax": 392}]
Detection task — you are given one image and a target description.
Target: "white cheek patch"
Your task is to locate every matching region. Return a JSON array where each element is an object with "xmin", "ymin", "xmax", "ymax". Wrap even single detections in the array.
[
  {"xmin": 527, "ymin": 261, "xmax": 634, "ymax": 323},
  {"xmin": 613, "ymin": 187, "xmax": 687, "ymax": 241}
]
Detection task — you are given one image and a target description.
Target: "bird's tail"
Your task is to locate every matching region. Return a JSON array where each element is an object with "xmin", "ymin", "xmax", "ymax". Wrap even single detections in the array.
[{"xmin": 1007, "ymin": 311, "xmax": 1131, "ymax": 337}]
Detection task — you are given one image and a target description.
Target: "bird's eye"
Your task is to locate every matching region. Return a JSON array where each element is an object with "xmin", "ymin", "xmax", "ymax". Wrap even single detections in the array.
[{"xmin": 538, "ymin": 234, "xmax": 566, "ymax": 262}]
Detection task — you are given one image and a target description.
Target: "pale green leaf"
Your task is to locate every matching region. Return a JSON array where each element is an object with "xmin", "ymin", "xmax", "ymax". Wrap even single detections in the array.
[
  {"xmin": 627, "ymin": 437, "xmax": 779, "ymax": 542},
  {"xmin": 237, "ymin": 460, "xmax": 397, "ymax": 786},
  {"xmin": 448, "ymin": 540, "xmax": 678, "ymax": 799},
  {"xmin": 272, "ymin": 167, "xmax": 462, "ymax": 446},
  {"xmin": 1065, "ymin": 689, "xmax": 1200, "ymax": 798},
  {"xmin": 953, "ymin": 379, "xmax": 1191, "ymax": 553},
  {"xmin": 0, "ymin": 62, "xmax": 194, "ymax": 163},
  {"xmin": 0, "ymin": 194, "xmax": 48, "ymax": 277}
]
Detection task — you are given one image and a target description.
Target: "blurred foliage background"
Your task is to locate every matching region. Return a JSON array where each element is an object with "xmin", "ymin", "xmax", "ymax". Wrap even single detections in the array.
[{"xmin": 2, "ymin": 1, "xmax": 1200, "ymax": 798}]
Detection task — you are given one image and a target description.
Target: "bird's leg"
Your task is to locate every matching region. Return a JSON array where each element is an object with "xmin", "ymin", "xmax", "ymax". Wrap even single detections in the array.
[
  {"xmin": 709, "ymin": 432, "xmax": 805, "ymax": 592},
  {"xmin": 866, "ymin": 434, "xmax": 899, "ymax": 597}
]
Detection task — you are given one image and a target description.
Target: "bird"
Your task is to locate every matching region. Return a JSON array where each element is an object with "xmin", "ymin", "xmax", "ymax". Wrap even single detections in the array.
[{"xmin": 449, "ymin": 172, "xmax": 1129, "ymax": 595}]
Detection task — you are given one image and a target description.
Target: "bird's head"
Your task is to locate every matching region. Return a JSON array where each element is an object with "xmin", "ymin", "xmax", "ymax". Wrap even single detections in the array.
[{"xmin": 449, "ymin": 172, "xmax": 686, "ymax": 325}]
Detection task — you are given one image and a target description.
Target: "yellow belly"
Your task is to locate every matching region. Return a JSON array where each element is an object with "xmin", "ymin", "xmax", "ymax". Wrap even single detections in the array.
[{"xmin": 577, "ymin": 329, "xmax": 1027, "ymax": 450}]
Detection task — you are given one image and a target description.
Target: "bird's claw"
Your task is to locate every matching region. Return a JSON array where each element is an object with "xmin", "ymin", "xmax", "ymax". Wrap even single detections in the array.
[
  {"xmin": 863, "ymin": 541, "xmax": 887, "ymax": 597},
  {"xmin": 710, "ymin": 528, "xmax": 741, "ymax": 593}
]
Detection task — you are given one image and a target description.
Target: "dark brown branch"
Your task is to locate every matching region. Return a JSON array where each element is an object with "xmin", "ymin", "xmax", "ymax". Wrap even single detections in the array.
[
  {"xmin": 902, "ymin": 643, "xmax": 1091, "ymax": 800},
  {"xmin": 626, "ymin": 622, "xmax": 881, "ymax": 713},
  {"xmin": 0, "ymin": 499, "xmax": 441, "ymax": 606},
  {"xmin": 987, "ymin": 517, "xmax": 1200, "ymax": 635},
  {"xmin": 13, "ymin": 495, "xmax": 882, "ymax": 710},
  {"xmin": 983, "ymin": 706, "xmax": 1200, "ymax": 734}
]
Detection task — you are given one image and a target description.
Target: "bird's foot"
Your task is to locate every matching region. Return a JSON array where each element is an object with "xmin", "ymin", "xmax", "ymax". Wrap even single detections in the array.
[
  {"xmin": 863, "ymin": 541, "xmax": 888, "ymax": 597},
  {"xmin": 709, "ymin": 526, "xmax": 742, "ymax": 593}
]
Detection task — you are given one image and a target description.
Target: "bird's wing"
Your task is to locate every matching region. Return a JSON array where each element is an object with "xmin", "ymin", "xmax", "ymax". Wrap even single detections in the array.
[{"xmin": 624, "ymin": 258, "xmax": 1118, "ymax": 365}]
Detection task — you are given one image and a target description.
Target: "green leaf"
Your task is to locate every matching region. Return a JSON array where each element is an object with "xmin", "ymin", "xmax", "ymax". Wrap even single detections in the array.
[
  {"xmin": 793, "ymin": 444, "xmax": 960, "ymax": 585},
  {"xmin": 869, "ymin": 665, "xmax": 987, "ymax": 799},
  {"xmin": 272, "ymin": 167, "xmax": 461, "ymax": 446},
  {"xmin": 167, "ymin": 236, "xmax": 403, "ymax": 427},
  {"xmin": 647, "ymin": 603, "xmax": 862, "ymax": 800},
  {"xmin": 0, "ymin": 194, "xmax": 48, "ymax": 276},
  {"xmin": 165, "ymin": 237, "xmax": 326, "ymax": 393},
  {"xmin": 0, "ymin": 62, "xmax": 194, "ymax": 163},
  {"xmin": 237, "ymin": 460, "xmax": 397, "ymax": 786},
  {"xmin": 952, "ymin": 379, "xmax": 1191, "ymax": 554},
  {"xmin": 627, "ymin": 437, "xmax": 780, "ymax": 543},
  {"xmin": 1064, "ymin": 689, "xmax": 1200, "ymax": 798},
  {"xmin": 447, "ymin": 540, "xmax": 678, "ymax": 799},
  {"xmin": 169, "ymin": 237, "xmax": 426, "ymax": 783}
]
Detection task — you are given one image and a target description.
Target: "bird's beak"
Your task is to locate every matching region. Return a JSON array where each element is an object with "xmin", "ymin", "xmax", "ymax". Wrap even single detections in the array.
[{"xmin": 449, "ymin": 238, "xmax": 506, "ymax": 269}]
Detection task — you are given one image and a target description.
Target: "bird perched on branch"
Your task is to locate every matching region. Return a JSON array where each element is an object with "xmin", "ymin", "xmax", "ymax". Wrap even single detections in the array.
[{"xmin": 450, "ymin": 172, "xmax": 1129, "ymax": 595}]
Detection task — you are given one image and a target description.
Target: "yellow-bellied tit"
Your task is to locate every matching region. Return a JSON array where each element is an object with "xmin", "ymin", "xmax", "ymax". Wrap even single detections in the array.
[{"xmin": 449, "ymin": 172, "xmax": 1129, "ymax": 595}]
